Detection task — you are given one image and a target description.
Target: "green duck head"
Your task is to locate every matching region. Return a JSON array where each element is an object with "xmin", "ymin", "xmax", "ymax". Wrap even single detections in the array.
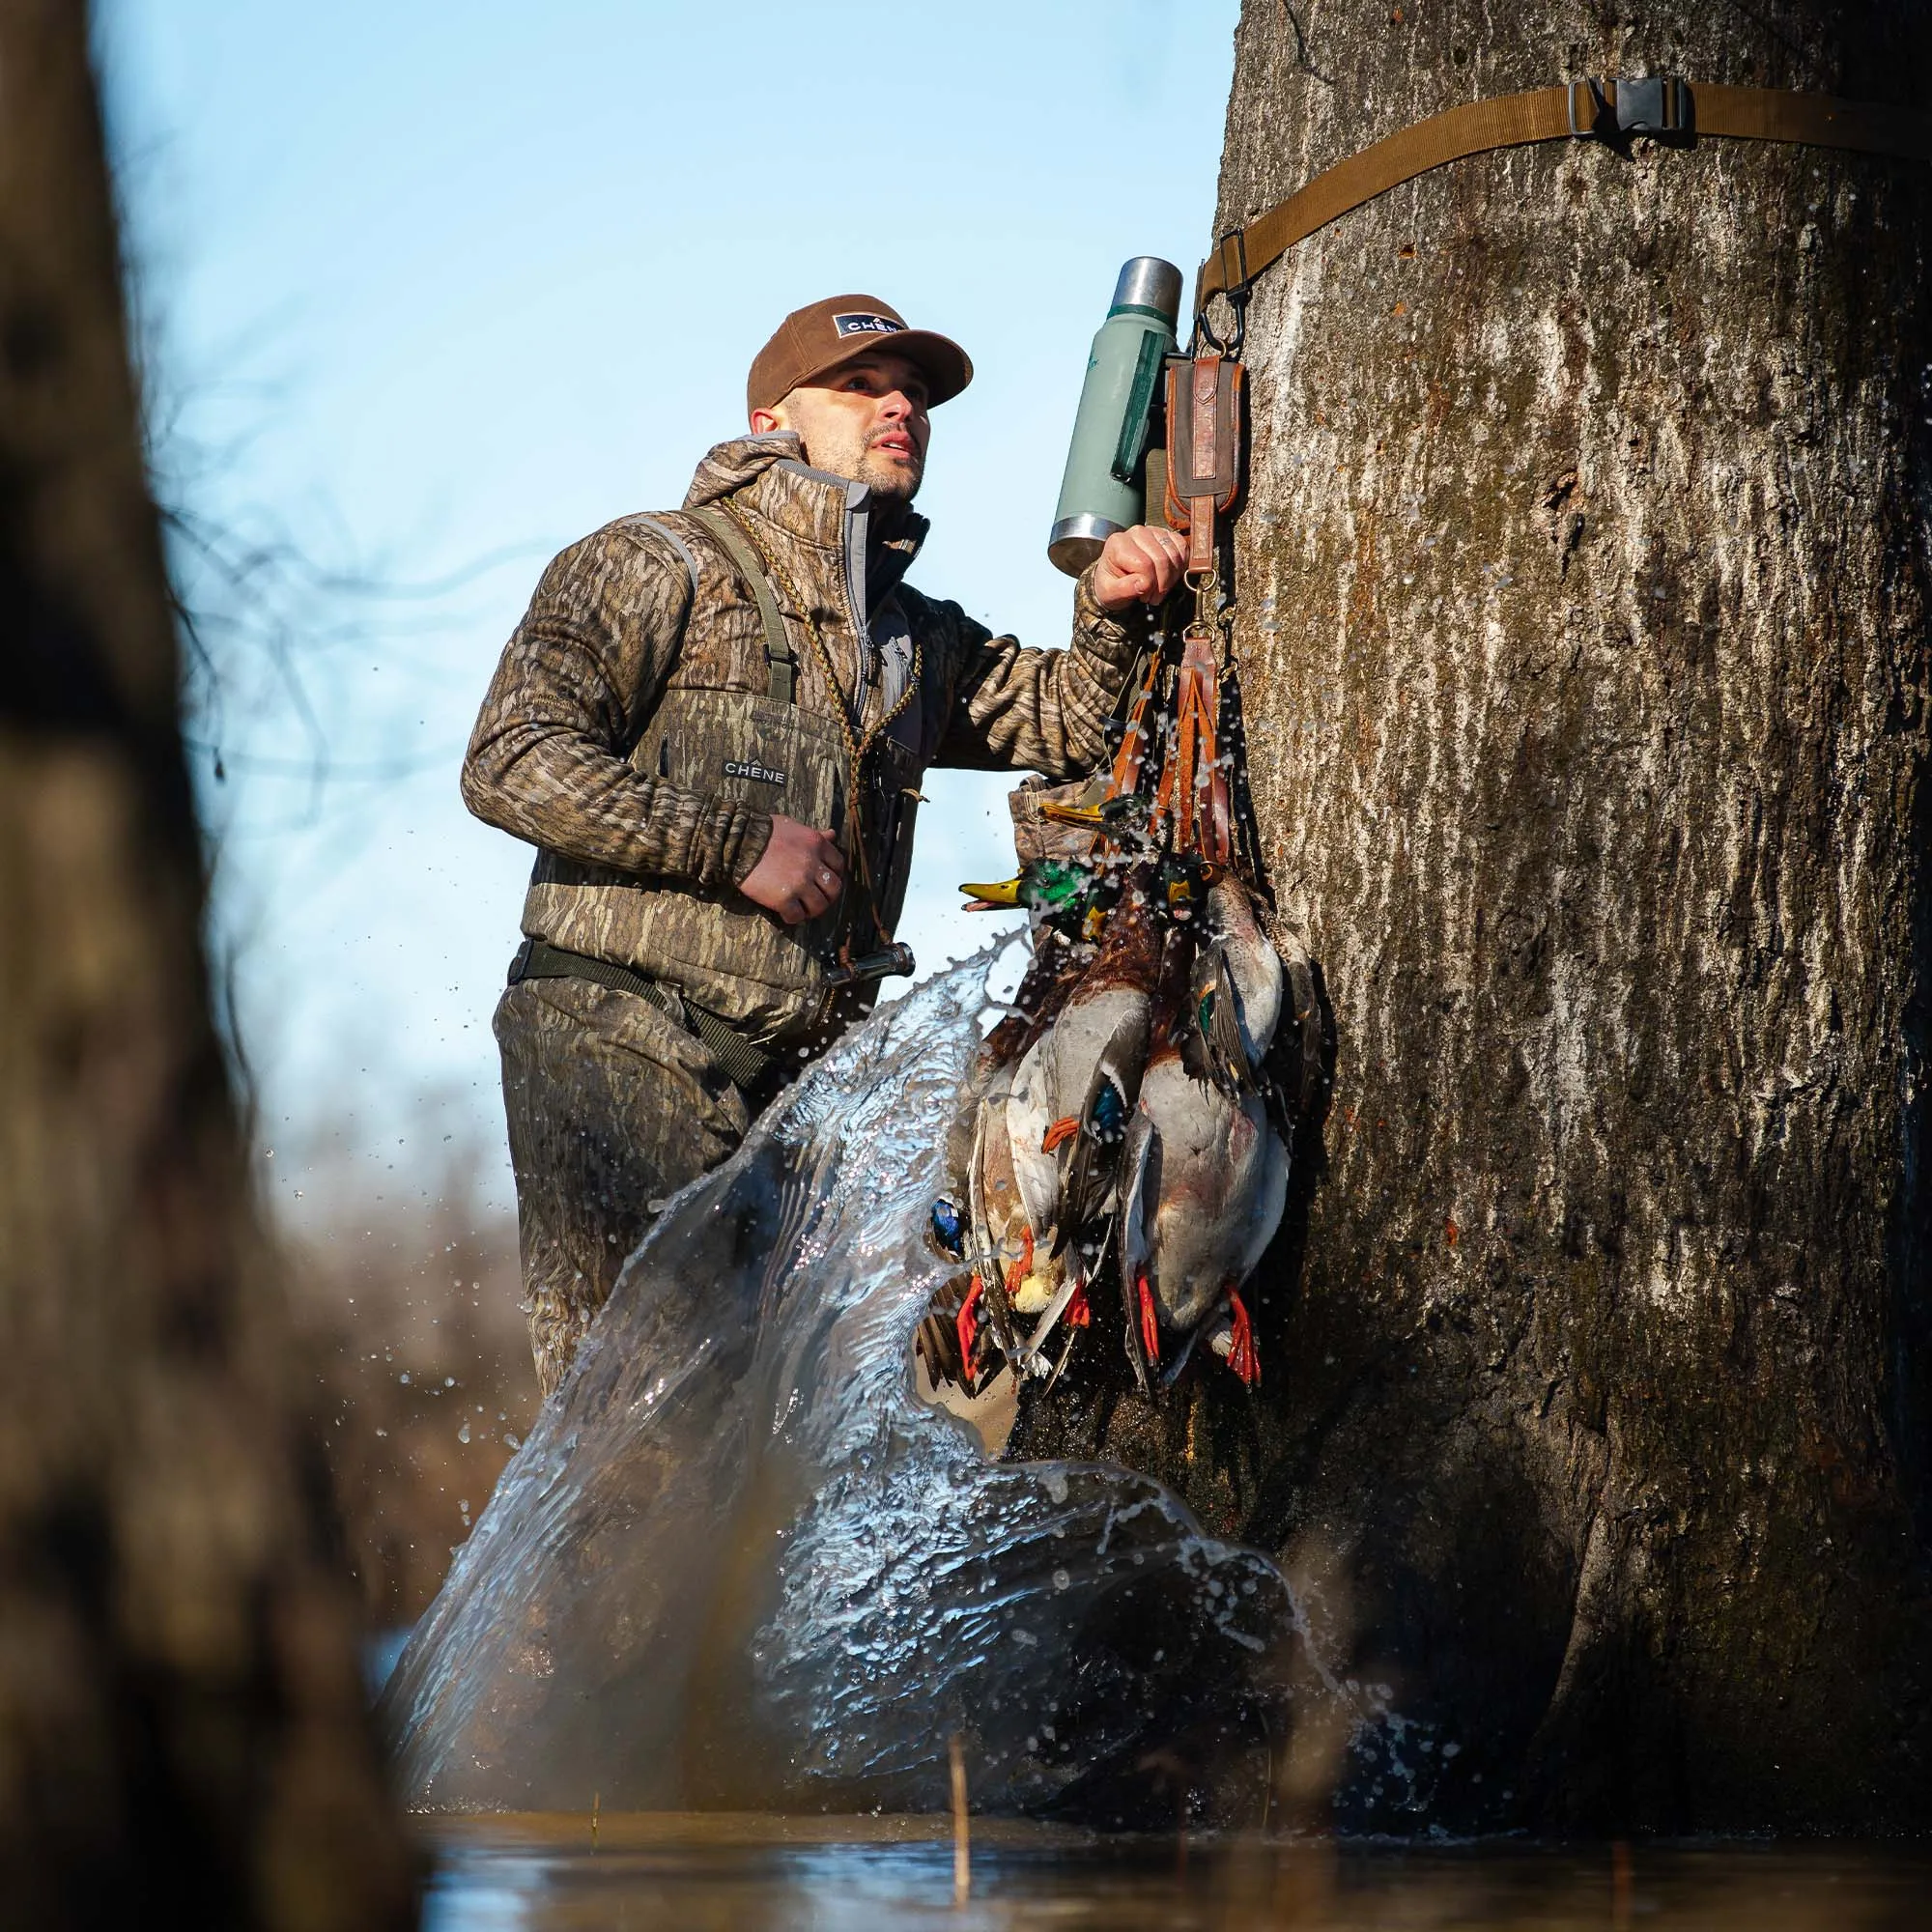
[{"xmin": 959, "ymin": 857, "xmax": 1099, "ymax": 917}]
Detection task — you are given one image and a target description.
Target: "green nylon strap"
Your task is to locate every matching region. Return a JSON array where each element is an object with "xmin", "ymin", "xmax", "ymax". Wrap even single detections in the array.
[
  {"xmin": 509, "ymin": 937, "xmax": 780, "ymax": 1093},
  {"xmin": 688, "ymin": 503, "xmax": 797, "ymax": 703}
]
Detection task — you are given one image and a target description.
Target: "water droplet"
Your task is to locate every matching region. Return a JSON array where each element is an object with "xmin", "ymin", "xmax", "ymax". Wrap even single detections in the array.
[{"xmin": 458, "ymin": 1422, "xmax": 471, "ymax": 1443}]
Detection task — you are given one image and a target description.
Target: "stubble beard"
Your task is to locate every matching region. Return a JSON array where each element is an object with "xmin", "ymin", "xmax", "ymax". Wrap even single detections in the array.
[
  {"xmin": 855, "ymin": 444, "xmax": 923, "ymax": 505},
  {"xmin": 790, "ymin": 406, "xmax": 925, "ymax": 504}
]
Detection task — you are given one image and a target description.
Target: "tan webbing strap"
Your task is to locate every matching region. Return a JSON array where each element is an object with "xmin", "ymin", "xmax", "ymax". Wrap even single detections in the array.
[
  {"xmin": 1196, "ymin": 79, "xmax": 1932, "ymax": 312},
  {"xmin": 688, "ymin": 504, "xmax": 797, "ymax": 703},
  {"xmin": 1694, "ymin": 83, "xmax": 1932, "ymax": 161}
]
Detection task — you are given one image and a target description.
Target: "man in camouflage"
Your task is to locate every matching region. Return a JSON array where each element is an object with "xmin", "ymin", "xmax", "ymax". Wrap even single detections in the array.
[{"xmin": 464, "ymin": 294, "xmax": 1184, "ymax": 1397}]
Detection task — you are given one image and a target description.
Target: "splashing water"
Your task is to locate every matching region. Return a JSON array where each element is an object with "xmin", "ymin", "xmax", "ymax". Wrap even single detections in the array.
[{"xmin": 383, "ymin": 953, "xmax": 1347, "ymax": 1824}]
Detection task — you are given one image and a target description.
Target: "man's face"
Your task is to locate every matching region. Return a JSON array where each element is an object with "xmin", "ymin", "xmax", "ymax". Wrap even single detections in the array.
[{"xmin": 758, "ymin": 352, "xmax": 931, "ymax": 504}]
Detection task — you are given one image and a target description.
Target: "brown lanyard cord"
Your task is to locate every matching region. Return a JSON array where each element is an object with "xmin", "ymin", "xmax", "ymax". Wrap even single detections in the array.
[{"xmin": 721, "ymin": 502, "xmax": 923, "ymax": 949}]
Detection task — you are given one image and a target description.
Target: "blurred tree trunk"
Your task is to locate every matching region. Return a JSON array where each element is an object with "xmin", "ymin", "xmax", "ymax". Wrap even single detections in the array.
[
  {"xmin": 0, "ymin": 4, "xmax": 413, "ymax": 1922},
  {"xmin": 1033, "ymin": 0, "xmax": 1932, "ymax": 1833}
]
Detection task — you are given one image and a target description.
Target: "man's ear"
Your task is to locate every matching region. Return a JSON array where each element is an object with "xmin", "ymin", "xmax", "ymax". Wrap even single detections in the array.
[{"xmin": 750, "ymin": 405, "xmax": 784, "ymax": 435}]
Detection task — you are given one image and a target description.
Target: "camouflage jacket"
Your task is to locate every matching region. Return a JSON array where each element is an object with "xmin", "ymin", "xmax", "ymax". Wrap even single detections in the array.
[{"xmin": 462, "ymin": 433, "xmax": 1139, "ymax": 1042}]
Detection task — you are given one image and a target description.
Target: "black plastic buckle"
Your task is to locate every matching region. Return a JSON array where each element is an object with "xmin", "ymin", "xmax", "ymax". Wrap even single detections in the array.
[
  {"xmin": 1568, "ymin": 74, "xmax": 1693, "ymax": 141},
  {"xmin": 1615, "ymin": 75, "xmax": 1691, "ymax": 136}
]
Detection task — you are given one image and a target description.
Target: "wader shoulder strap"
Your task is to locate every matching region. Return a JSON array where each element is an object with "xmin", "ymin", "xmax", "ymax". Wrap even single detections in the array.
[
  {"xmin": 1197, "ymin": 78, "xmax": 1932, "ymax": 311},
  {"xmin": 687, "ymin": 503, "xmax": 797, "ymax": 703}
]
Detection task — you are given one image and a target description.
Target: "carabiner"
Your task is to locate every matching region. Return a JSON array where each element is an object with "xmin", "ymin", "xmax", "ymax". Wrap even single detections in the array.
[{"xmin": 1192, "ymin": 286, "xmax": 1248, "ymax": 359}]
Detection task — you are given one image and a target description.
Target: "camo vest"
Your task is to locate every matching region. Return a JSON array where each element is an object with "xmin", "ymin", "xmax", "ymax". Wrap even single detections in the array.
[{"xmin": 520, "ymin": 504, "xmax": 949, "ymax": 1047}]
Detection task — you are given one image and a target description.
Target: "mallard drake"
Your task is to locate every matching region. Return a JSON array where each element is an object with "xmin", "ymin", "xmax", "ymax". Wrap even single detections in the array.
[
  {"xmin": 1001, "ymin": 878, "xmax": 1166, "ymax": 1368},
  {"xmin": 1117, "ymin": 927, "xmax": 1289, "ymax": 1392}
]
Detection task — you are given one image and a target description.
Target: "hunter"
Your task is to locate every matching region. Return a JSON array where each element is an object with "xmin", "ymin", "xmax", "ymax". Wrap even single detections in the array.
[{"xmin": 463, "ymin": 294, "xmax": 1185, "ymax": 1396}]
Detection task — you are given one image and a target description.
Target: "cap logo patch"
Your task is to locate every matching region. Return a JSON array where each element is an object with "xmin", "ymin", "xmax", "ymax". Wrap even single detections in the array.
[{"xmin": 832, "ymin": 312, "xmax": 905, "ymax": 338}]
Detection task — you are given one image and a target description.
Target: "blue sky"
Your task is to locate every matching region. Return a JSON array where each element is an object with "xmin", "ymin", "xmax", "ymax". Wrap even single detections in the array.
[{"xmin": 98, "ymin": 0, "xmax": 1240, "ymax": 1219}]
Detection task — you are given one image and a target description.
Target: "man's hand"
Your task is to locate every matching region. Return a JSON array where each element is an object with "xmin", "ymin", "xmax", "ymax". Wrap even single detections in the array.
[
  {"xmin": 740, "ymin": 814, "xmax": 848, "ymax": 925},
  {"xmin": 1092, "ymin": 524, "xmax": 1188, "ymax": 612}
]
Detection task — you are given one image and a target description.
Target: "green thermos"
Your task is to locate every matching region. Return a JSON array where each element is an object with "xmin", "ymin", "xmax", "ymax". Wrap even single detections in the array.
[{"xmin": 1047, "ymin": 256, "xmax": 1183, "ymax": 577}]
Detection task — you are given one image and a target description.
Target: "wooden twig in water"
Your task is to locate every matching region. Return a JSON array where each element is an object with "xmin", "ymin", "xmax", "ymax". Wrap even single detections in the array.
[{"xmin": 950, "ymin": 1733, "xmax": 971, "ymax": 1904}]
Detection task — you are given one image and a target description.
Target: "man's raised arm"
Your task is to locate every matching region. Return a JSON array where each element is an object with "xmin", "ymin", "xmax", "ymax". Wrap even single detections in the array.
[{"xmin": 933, "ymin": 524, "xmax": 1187, "ymax": 778}]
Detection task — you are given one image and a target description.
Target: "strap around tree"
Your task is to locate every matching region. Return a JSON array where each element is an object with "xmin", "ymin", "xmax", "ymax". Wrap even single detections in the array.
[{"xmin": 1196, "ymin": 78, "xmax": 1932, "ymax": 316}]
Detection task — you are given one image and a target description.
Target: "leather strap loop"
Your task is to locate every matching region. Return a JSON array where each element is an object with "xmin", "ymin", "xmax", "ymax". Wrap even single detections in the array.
[{"xmin": 1196, "ymin": 80, "xmax": 1932, "ymax": 313}]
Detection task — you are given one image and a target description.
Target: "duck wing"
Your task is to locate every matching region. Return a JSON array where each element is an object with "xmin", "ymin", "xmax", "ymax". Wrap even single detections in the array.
[
  {"xmin": 1055, "ymin": 1057, "xmax": 1132, "ymax": 1255},
  {"xmin": 1006, "ymin": 1030, "xmax": 1065, "ymax": 1254},
  {"xmin": 1187, "ymin": 940, "xmax": 1255, "ymax": 1099},
  {"xmin": 1042, "ymin": 984, "xmax": 1151, "ymax": 1255},
  {"xmin": 1237, "ymin": 1115, "xmax": 1292, "ymax": 1283},
  {"xmin": 1206, "ymin": 878, "xmax": 1284, "ymax": 1064},
  {"xmin": 1116, "ymin": 1105, "xmax": 1159, "ymax": 1394},
  {"xmin": 1129, "ymin": 1058, "xmax": 1280, "ymax": 1335},
  {"xmin": 965, "ymin": 1078, "xmax": 1026, "ymax": 1356}
]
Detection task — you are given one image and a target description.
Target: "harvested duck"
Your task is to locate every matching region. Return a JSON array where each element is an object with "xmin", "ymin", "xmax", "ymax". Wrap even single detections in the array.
[
  {"xmin": 1002, "ymin": 874, "xmax": 1166, "ymax": 1363},
  {"xmin": 1107, "ymin": 927, "xmax": 1284, "ymax": 1389}
]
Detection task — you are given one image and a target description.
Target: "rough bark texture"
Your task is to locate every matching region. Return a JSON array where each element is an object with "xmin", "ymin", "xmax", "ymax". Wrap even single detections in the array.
[
  {"xmin": 0, "ymin": 5, "xmax": 414, "ymax": 1922},
  {"xmin": 1022, "ymin": 0, "xmax": 1932, "ymax": 1833}
]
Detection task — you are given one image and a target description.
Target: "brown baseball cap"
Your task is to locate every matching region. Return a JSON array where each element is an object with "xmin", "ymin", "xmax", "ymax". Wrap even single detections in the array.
[{"xmin": 747, "ymin": 294, "xmax": 973, "ymax": 416}]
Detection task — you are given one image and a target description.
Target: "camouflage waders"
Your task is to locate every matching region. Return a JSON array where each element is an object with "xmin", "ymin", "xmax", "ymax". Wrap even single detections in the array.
[{"xmin": 494, "ymin": 975, "xmax": 758, "ymax": 1397}]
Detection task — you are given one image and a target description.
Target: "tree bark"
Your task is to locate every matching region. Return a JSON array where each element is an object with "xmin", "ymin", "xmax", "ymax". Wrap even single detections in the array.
[
  {"xmin": 1023, "ymin": 0, "xmax": 1932, "ymax": 1833},
  {"xmin": 0, "ymin": 4, "xmax": 413, "ymax": 1921}
]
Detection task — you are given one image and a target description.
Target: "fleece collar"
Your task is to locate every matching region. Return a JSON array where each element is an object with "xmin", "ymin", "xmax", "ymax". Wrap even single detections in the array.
[{"xmin": 681, "ymin": 433, "xmax": 927, "ymax": 625}]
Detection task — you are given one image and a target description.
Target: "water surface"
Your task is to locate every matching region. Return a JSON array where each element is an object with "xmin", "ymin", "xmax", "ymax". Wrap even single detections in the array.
[{"xmin": 421, "ymin": 1813, "xmax": 1932, "ymax": 1929}]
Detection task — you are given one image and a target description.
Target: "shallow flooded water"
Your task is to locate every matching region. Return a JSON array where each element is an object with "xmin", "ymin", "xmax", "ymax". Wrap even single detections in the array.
[{"xmin": 420, "ymin": 1814, "xmax": 1932, "ymax": 1929}]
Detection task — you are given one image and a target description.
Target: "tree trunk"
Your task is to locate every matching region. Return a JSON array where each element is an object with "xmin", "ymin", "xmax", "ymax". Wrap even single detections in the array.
[
  {"xmin": 0, "ymin": 4, "xmax": 413, "ymax": 1921},
  {"xmin": 1026, "ymin": 0, "xmax": 1932, "ymax": 1833}
]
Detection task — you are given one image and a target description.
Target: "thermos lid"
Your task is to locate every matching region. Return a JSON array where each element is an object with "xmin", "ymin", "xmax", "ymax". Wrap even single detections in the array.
[{"xmin": 1109, "ymin": 256, "xmax": 1183, "ymax": 323}]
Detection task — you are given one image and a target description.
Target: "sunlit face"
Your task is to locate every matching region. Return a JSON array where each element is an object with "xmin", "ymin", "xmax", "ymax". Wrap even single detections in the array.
[{"xmin": 752, "ymin": 351, "xmax": 931, "ymax": 504}]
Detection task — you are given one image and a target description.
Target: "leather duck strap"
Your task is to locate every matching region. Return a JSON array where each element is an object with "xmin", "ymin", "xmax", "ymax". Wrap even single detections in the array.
[{"xmin": 1196, "ymin": 78, "xmax": 1932, "ymax": 311}]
